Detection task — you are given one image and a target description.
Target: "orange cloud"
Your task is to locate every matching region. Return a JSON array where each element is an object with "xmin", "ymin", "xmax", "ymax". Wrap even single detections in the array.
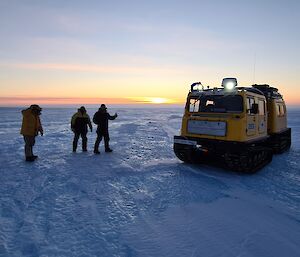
[
  {"xmin": 0, "ymin": 97, "xmax": 134, "ymax": 106},
  {"xmin": 0, "ymin": 62, "xmax": 191, "ymax": 76}
]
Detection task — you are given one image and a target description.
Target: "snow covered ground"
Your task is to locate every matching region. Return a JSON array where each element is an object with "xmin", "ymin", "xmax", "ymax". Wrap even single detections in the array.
[{"xmin": 0, "ymin": 107, "xmax": 299, "ymax": 257}]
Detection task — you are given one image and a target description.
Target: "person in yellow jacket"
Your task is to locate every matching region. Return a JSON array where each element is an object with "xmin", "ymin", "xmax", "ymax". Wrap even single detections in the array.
[
  {"xmin": 20, "ymin": 104, "xmax": 44, "ymax": 162},
  {"xmin": 71, "ymin": 106, "xmax": 92, "ymax": 152}
]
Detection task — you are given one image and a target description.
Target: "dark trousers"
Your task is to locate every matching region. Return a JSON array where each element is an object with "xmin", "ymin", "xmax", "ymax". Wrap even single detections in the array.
[
  {"xmin": 23, "ymin": 136, "xmax": 35, "ymax": 157},
  {"xmin": 73, "ymin": 132, "xmax": 87, "ymax": 151},
  {"xmin": 94, "ymin": 131, "xmax": 110, "ymax": 151}
]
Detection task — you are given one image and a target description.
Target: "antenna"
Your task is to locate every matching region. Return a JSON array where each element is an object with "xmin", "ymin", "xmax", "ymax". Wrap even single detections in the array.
[{"xmin": 253, "ymin": 52, "xmax": 256, "ymax": 84}]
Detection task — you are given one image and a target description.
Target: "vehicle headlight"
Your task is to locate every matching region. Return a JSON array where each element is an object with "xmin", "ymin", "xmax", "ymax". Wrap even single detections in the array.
[
  {"xmin": 222, "ymin": 78, "xmax": 237, "ymax": 90},
  {"xmin": 225, "ymin": 81, "xmax": 235, "ymax": 90}
]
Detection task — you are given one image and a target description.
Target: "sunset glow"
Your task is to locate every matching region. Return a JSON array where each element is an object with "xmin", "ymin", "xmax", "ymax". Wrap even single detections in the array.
[
  {"xmin": 0, "ymin": 1, "xmax": 299, "ymax": 106},
  {"xmin": 150, "ymin": 98, "xmax": 169, "ymax": 104},
  {"xmin": 129, "ymin": 97, "xmax": 176, "ymax": 104}
]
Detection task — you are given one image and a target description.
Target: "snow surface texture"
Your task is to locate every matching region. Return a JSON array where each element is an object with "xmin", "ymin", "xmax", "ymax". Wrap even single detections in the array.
[{"xmin": 0, "ymin": 107, "xmax": 299, "ymax": 257}]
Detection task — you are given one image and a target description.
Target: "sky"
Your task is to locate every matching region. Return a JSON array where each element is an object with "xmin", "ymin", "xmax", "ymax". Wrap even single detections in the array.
[{"xmin": 0, "ymin": 0, "xmax": 299, "ymax": 106}]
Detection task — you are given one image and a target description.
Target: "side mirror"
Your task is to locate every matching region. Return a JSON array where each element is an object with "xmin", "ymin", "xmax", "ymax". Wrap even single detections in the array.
[{"xmin": 251, "ymin": 103, "xmax": 259, "ymax": 114}]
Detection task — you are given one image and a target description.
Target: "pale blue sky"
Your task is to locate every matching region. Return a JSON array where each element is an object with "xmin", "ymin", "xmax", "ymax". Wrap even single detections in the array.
[{"xmin": 0, "ymin": 0, "xmax": 299, "ymax": 104}]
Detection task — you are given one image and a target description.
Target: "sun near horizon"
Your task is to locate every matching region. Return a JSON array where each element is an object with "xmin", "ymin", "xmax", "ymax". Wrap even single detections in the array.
[{"xmin": 0, "ymin": 95, "xmax": 183, "ymax": 107}]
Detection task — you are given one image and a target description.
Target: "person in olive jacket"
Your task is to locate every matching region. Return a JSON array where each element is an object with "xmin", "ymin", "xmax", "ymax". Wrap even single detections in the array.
[
  {"xmin": 93, "ymin": 104, "xmax": 117, "ymax": 154},
  {"xmin": 71, "ymin": 106, "xmax": 92, "ymax": 152},
  {"xmin": 20, "ymin": 104, "xmax": 44, "ymax": 162}
]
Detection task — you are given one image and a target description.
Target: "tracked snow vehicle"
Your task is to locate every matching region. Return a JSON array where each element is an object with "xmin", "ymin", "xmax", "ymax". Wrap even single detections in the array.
[{"xmin": 174, "ymin": 78, "xmax": 291, "ymax": 173}]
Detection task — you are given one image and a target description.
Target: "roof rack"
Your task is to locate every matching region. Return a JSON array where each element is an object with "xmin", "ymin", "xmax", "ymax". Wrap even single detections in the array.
[
  {"xmin": 236, "ymin": 87, "xmax": 264, "ymax": 96},
  {"xmin": 252, "ymin": 84, "xmax": 283, "ymax": 99}
]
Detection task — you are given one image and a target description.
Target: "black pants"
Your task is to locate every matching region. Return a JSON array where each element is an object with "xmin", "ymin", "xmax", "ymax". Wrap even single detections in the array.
[
  {"xmin": 73, "ymin": 131, "xmax": 87, "ymax": 151},
  {"xmin": 94, "ymin": 131, "xmax": 110, "ymax": 151},
  {"xmin": 23, "ymin": 136, "xmax": 35, "ymax": 157}
]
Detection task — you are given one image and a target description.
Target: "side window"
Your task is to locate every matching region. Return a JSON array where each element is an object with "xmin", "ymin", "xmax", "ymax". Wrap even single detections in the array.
[
  {"xmin": 277, "ymin": 104, "xmax": 285, "ymax": 116},
  {"xmin": 247, "ymin": 97, "xmax": 255, "ymax": 114},
  {"xmin": 246, "ymin": 98, "xmax": 250, "ymax": 112},
  {"xmin": 276, "ymin": 104, "xmax": 281, "ymax": 116},
  {"xmin": 189, "ymin": 99, "xmax": 200, "ymax": 112},
  {"xmin": 258, "ymin": 100, "xmax": 265, "ymax": 115},
  {"xmin": 280, "ymin": 104, "xmax": 285, "ymax": 116}
]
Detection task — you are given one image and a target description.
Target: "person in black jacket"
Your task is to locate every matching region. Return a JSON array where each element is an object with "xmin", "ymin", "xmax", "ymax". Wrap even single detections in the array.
[
  {"xmin": 71, "ymin": 106, "xmax": 92, "ymax": 152},
  {"xmin": 93, "ymin": 104, "xmax": 117, "ymax": 154}
]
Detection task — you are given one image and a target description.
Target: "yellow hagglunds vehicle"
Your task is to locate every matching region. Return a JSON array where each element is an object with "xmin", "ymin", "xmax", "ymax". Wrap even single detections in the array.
[{"xmin": 174, "ymin": 78, "xmax": 291, "ymax": 173}]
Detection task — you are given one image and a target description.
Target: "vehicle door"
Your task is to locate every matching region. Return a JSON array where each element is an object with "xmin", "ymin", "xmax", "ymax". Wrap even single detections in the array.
[
  {"xmin": 258, "ymin": 99, "xmax": 267, "ymax": 134},
  {"xmin": 246, "ymin": 97, "xmax": 257, "ymax": 136}
]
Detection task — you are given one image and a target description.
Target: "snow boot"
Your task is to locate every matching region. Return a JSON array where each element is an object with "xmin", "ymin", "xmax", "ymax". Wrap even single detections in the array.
[
  {"xmin": 73, "ymin": 141, "xmax": 78, "ymax": 152},
  {"xmin": 105, "ymin": 148, "xmax": 113, "ymax": 153},
  {"xmin": 26, "ymin": 156, "xmax": 35, "ymax": 162},
  {"xmin": 94, "ymin": 150, "xmax": 100, "ymax": 155}
]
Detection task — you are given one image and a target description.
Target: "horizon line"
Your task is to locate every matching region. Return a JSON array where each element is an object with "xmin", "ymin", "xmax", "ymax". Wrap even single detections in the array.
[
  {"xmin": 1, "ymin": 96, "xmax": 299, "ymax": 107},
  {"xmin": 0, "ymin": 96, "xmax": 184, "ymax": 105},
  {"xmin": 1, "ymin": 103, "xmax": 300, "ymax": 109}
]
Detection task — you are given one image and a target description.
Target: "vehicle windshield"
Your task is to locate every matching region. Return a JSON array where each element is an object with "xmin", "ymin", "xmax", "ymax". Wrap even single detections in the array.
[{"xmin": 189, "ymin": 95, "xmax": 243, "ymax": 113}]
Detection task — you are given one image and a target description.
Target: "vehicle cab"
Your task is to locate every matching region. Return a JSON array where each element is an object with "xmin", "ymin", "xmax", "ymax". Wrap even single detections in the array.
[{"xmin": 180, "ymin": 78, "xmax": 268, "ymax": 143}]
